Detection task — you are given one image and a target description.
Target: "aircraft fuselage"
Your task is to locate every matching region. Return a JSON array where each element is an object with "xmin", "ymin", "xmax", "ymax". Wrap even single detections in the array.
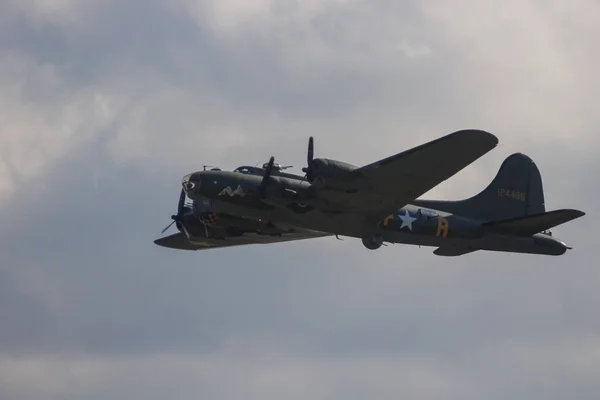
[{"xmin": 180, "ymin": 170, "xmax": 570, "ymax": 256}]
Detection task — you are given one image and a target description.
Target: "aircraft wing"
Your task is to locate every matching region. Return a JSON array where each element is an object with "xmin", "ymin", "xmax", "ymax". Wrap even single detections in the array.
[
  {"xmin": 352, "ymin": 129, "xmax": 498, "ymax": 224},
  {"xmin": 154, "ymin": 229, "xmax": 331, "ymax": 251}
]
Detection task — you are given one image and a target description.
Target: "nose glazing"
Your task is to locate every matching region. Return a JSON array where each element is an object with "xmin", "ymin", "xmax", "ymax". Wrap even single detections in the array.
[{"xmin": 181, "ymin": 173, "xmax": 196, "ymax": 193}]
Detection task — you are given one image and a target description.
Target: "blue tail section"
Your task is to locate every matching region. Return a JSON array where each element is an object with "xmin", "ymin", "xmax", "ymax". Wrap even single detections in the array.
[{"xmin": 413, "ymin": 153, "xmax": 545, "ymax": 222}]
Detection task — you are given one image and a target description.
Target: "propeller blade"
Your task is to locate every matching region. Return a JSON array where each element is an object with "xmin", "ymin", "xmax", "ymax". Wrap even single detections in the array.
[
  {"xmin": 260, "ymin": 156, "xmax": 275, "ymax": 198},
  {"xmin": 161, "ymin": 188, "xmax": 187, "ymax": 235},
  {"xmin": 177, "ymin": 188, "xmax": 186, "ymax": 214},
  {"xmin": 179, "ymin": 221, "xmax": 192, "ymax": 240},
  {"xmin": 302, "ymin": 137, "xmax": 315, "ymax": 182},
  {"xmin": 161, "ymin": 219, "xmax": 176, "ymax": 235}
]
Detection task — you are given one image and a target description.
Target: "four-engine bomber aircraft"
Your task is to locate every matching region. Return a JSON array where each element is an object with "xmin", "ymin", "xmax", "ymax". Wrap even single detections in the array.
[{"xmin": 155, "ymin": 130, "xmax": 585, "ymax": 256}]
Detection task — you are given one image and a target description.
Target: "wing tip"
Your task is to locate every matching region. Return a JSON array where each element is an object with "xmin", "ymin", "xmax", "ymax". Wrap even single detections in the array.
[
  {"xmin": 453, "ymin": 129, "xmax": 499, "ymax": 147},
  {"xmin": 571, "ymin": 209, "xmax": 586, "ymax": 218},
  {"xmin": 154, "ymin": 234, "xmax": 199, "ymax": 250},
  {"xmin": 549, "ymin": 208, "xmax": 586, "ymax": 220}
]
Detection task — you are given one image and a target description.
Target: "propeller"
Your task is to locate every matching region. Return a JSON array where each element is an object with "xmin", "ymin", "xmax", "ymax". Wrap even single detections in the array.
[
  {"xmin": 259, "ymin": 156, "xmax": 275, "ymax": 198},
  {"xmin": 301, "ymin": 136, "xmax": 315, "ymax": 182},
  {"xmin": 161, "ymin": 188, "xmax": 186, "ymax": 234}
]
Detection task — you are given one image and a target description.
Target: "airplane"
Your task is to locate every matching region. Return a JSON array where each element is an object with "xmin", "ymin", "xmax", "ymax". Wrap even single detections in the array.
[{"xmin": 154, "ymin": 129, "xmax": 585, "ymax": 256}]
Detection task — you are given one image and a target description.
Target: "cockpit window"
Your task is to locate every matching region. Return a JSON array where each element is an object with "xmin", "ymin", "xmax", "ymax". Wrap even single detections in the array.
[{"xmin": 234, "ymin": 166, "xmax": 263, "ymax": 175}]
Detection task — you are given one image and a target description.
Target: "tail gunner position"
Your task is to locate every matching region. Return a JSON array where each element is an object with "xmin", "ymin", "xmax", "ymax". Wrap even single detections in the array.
[{"xmin": 156, "ymin": 130, "xmax": 585, "ymax": 256}]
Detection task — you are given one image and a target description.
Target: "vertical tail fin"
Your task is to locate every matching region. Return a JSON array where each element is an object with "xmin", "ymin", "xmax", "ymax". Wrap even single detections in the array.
[{"xmin": 413, "ymin": 153, "xmax": 545, "ymax": 222}]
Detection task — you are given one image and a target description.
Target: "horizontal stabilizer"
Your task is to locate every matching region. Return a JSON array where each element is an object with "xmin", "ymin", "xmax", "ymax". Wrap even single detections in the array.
[
  {"xmin": 483, "ymin": 209, "xmax": 585, "ymax": 236},
  {"xmin": 433, "ymin": 246, "xmax": 478, "ymax": 257}
]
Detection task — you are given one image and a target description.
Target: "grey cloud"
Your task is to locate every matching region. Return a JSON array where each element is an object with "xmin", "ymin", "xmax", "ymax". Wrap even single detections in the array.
[
  {"xmin": 0, "ymin": 347, "xmax": 599, "ymax": 400},
  {"xmin": 1, "ymin": 0, "xmax": 599, "ymax": 399},
  {"xmin": 5, "ymin": 0, "xmax": 598, "ymax": 176}
]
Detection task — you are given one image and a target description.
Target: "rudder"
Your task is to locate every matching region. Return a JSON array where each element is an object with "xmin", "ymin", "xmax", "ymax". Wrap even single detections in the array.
[{"xmin": 413, "ymin": 153, "xmax": 545, "ymax": 222}]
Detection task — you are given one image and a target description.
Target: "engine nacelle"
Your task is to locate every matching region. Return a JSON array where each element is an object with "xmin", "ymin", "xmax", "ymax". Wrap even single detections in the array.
[
  {"xmin": 310, "ymin": 158, "xmax": 360, "ymax": 191},
  {"xmin": 362, "ymin": 234, "xmax": 384, "ymax": 250}
]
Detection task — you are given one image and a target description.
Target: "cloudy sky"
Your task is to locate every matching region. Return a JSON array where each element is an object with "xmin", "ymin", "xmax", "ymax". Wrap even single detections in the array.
[{"xmin": 1, "ymin": 0, "xmax": 599, "ymax": 398}]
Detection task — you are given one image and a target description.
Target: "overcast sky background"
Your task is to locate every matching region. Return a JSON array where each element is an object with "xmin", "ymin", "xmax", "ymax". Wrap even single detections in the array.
[{"xmin": 0, "ymin": 0, "xmax": 599, "ymax": 399}]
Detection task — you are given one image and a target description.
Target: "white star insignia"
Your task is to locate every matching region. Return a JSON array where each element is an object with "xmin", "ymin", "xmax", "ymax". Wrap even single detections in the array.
[{"xmin": 397, "ymin": 209, "xmax": 417, "ymax": 231}]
